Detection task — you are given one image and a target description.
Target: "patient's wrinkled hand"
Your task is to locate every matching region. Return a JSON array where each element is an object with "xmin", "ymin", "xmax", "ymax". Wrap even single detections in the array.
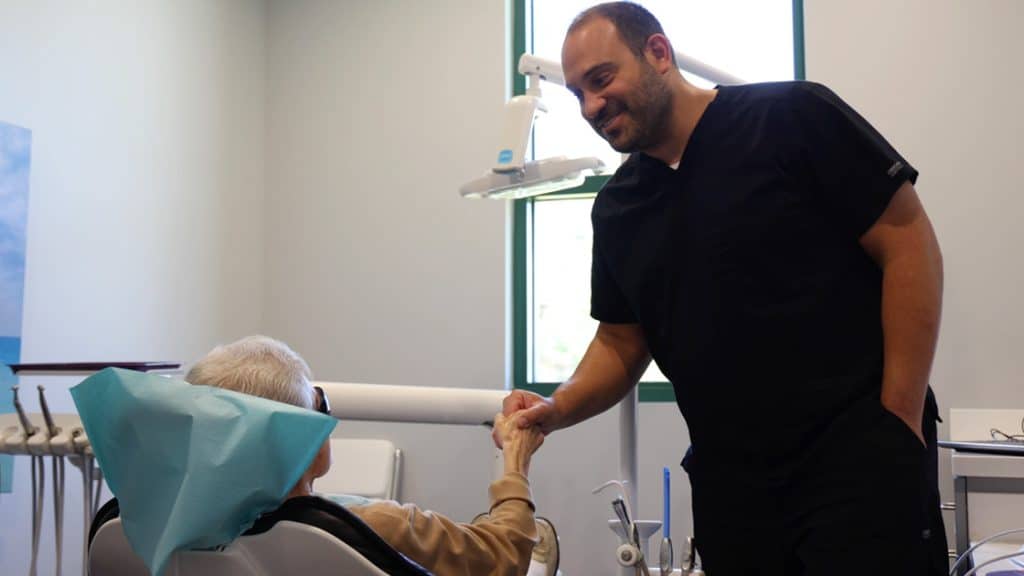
[{"xmin": 494, "ymin": 411, "xmax": 544, "ymax": 476}]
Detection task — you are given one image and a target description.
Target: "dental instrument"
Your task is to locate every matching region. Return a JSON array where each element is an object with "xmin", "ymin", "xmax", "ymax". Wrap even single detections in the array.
[
  {"xmin": 6, "ymin": 385, "xmax": 96, "ymax": 576},
  {"xmin": 4, "ymin": 361, "xmax": 182, "ymax": 576},
  {"xmin": 15, "ymin": 385, "xmax": 46, "ymax": 576},
  {"xmin": 660, "ymin": 467, "xmax": 673, "ymax": 575},
  {"xmin": 681, "ymin": 537, "xmax": 702, "ymax": 575},
  {"xmin": 595, "ymin": 479, "xmax": 657, "ymax": 576},
  {"xmin": 612, "ymin": 496, "xmax": 633, "ymax": 540},
  {"xmin": 38, "ymin": 385, "xmax": 59, "ymax": 437},
  {"xmin": 612, "ymin": 496, "xmax": 650, "ymax": 576},
  {"xmin": 13, "ymin": 384, "xmax": 38, "ymax": 436}
]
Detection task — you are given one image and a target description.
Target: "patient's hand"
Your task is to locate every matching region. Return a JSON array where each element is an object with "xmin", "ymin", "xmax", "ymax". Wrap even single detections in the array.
[{"xmin": 495, "ymin": 411, "xmax": 544, "ymax": 476}]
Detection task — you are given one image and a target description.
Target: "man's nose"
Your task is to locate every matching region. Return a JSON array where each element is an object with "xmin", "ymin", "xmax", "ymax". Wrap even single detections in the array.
[{"xmin": 581, "ymin": 92, "xmax": 605, "ymax": 121}]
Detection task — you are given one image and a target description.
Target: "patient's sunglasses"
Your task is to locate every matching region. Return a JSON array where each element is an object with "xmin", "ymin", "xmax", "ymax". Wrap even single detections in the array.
[{"xmin": 314, "ymin": 385, "xmax": 331, "ymax": 416}]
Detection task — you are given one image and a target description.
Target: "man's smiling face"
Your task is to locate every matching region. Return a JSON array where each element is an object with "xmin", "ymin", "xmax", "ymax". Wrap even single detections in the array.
[{"xmin": 562, "ymin": 17, "xmax": 673, "ymax": 154}]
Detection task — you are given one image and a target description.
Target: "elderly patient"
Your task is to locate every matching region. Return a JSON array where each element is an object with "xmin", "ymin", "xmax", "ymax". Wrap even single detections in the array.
[{"xmin": 185, "ymin": 335, "xmax": 547, "ymax": 576}]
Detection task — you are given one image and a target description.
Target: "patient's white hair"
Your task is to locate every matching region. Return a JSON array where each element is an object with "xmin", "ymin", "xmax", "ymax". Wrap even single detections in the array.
[{"xmin": 186, "ymin": 335, "xmax": 315, "ymax": 410}]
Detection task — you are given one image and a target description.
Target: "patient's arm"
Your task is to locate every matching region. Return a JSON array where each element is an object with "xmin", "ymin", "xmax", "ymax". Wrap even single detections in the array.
[
  {"xmin": 345, "ymin": 412, "xmax": 545, "ymax": 576},
  {"xmin": 350, "ymin": 476, "xmax": 536, "ymax": 576}
]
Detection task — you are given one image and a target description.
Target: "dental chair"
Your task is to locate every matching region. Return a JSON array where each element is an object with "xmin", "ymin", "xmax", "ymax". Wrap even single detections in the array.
[{"xmin": 87, "ymin": 496, "xmax": 433, "ymax": 576}]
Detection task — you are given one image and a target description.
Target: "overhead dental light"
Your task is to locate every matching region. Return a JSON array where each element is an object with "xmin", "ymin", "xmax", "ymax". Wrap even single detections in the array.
[
  {"xmin": 459, "ymin": 52, "xmax": 744, "ymax": 199},
  {"xmin": 460, "ymin": 54, "xmax": 600, "ymax": 199}
]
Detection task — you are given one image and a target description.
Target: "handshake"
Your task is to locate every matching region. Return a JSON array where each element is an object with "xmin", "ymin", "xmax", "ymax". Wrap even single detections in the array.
[{"xmin": 492, "ymin": 389, "xmax": 560, "ymax": 476}]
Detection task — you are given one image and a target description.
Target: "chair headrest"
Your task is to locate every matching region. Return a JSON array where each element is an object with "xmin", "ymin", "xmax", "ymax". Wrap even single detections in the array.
[{"xmin": 248, "ymin": 496, "xmax": 433, "ymax": 576}]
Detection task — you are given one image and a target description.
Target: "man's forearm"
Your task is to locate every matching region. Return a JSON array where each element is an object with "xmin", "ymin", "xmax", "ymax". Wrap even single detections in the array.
[
  {"xmin": 879, "ymin": 249, "xmax": 943, "ymax": 438},
  {"xmin": 551, "ymin": 325, "xmax": 651, "ymax": 430}
]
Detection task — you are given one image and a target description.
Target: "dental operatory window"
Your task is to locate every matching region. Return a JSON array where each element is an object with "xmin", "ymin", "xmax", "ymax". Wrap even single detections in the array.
[{"xmin": 513, "ymin": 0, "xmax": 804, "ymax": 399}]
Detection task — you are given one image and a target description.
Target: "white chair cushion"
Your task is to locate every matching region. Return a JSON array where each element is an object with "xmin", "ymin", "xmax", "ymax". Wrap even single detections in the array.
[
  {"xmin": 317, "ymin": 438, "xmax": 399, "ymax": 500},
  {"xmin": 90, "ymin": 517, "xmax": 390, "ymax": 576}
]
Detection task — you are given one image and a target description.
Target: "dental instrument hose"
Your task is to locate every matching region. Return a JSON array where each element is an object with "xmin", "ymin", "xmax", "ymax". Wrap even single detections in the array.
[
  {"xmin": 17, "ymin": 385, "xmax": 43, "ymax": 576},
  {"xmin": 30, "ymin": 454, "xmax": 44, "ymax": 576},
  {"xmin": 949, "ymin": 527, "xmax": 1024, "ymax": 576},
  {"xmin": 961, "ymin": 549, "xmax": 1024, "ymax": 576},
  {"xmin": 39, "ymin": 385, "xmax": 64, "ymax": 576},
  {"xmin": 82, "ymin": 454, "xmax": 93, "ymax": 574},
  {"xmin": 53, "ymin": 454, "xmax": 64, "ymax": 576}
]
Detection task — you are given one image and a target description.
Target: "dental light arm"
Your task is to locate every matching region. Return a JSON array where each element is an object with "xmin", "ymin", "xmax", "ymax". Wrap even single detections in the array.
[
  {"xmin": 516, "ymin": 53, "xmax": 566, "ymax": 86},
  {"xmin": 460, "ymin": 51, "xmax": 743, "ymax": 199},
  {"xmin": 516, "ymin": 51, "xmax": 745, "ymax": 90}
]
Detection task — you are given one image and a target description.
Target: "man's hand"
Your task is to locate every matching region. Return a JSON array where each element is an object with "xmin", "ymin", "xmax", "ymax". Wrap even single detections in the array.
[
  {"xmin": 492, "ymin": 390, "xmax": 559, "ymax": 448},
  {"xmin": 883, "ymin": 402, "xmax": 925, "ymax": 446}
]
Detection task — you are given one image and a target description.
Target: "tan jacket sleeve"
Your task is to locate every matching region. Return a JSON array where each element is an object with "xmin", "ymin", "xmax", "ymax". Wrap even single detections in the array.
[{"xmin": 348, "ymin": 472, "xmax": 538, "ymax": 576}]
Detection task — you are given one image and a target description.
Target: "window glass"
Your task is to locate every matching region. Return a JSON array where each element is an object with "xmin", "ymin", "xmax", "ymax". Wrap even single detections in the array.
[{"xmin": 531, "ymin": 195, "xmax": 668, "ymax": 382}]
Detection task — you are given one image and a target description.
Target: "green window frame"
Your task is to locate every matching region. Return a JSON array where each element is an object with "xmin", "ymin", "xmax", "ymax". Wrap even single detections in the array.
[{"xmin": 511, "ymin": 0, "xmax": 806, "ymax": 401}]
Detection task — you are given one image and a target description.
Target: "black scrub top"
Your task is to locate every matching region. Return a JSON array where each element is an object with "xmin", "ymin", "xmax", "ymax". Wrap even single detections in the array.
[{"xmin": 590, "ymin": 81, "xmax": 917, "ymax": 476}]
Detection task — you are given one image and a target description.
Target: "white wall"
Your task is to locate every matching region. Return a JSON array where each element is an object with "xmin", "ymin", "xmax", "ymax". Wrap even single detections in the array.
[
  {"xmin": 805, "ymin": 0, "xmax": 1024, "ymax": 544},
  {"xmin": 0, "ymin": 1, "xmax": 266, "ymax": 573}
]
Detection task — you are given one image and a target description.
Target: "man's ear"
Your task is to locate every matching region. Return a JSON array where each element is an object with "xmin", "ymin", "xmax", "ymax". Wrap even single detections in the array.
[{"xmin": 644, "ymin": 33, "xmax": 674, "ymax": 73}]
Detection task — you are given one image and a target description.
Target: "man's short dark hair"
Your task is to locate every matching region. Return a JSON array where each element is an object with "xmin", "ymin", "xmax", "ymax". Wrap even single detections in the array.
[{"xmin": 568, "ymin": 2, "xmax": 675, "ymax": 65}]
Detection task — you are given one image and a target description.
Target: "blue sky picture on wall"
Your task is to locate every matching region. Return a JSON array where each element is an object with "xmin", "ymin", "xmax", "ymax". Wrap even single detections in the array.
[{"xmin": 0, "ymin": 121, "xmax": 31, "ymax": 493}]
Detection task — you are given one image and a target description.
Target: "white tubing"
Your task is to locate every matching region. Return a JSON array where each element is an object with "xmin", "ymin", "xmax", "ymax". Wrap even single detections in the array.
[
  {"xmin": 53, "ymin": 455, "xmax": 64, "ymax": 576},
  {"xmin": 92, "ymin": 465, "xmax": 103, "ymax": 518},
  {"xmin": 962, "ymin": 549, "xmax": 1024, "ymax": 576},
  {"xmin": 81, "ymin": 455, "xmax": 91, "ymax": 576},
  {"xmin": 30, "ymin": 455, "xmax": 44, "ymax": 576},
  {"xmin": 950, "ymin": 527, "xmax": 1024, "ymax": 575},
  {"xmin": 316, "ymin": 382, "xmax": 508, "ymax": 426}
]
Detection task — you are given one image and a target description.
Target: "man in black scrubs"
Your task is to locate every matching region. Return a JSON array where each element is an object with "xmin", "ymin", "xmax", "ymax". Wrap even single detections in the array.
[{"xmin": 498, "ymin": 2, "xmax": 947, "ymax": 574}]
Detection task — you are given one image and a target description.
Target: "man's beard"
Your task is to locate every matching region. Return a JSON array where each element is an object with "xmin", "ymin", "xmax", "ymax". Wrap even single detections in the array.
[{"xmin": 592, "ymin": 66, "xmax": 673, "ymax": 153}]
